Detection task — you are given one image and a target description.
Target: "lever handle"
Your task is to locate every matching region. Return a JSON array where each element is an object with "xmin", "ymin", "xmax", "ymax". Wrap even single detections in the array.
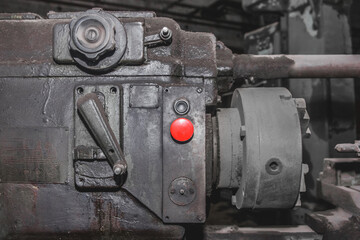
[{"xmin": 77, "ymin": 93, "xmax": 127, "ymax": 175}]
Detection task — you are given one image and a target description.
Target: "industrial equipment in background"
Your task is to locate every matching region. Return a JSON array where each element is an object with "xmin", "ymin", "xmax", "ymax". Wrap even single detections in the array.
[{"xmin": 0, "ymin": 4, "xmax": 359, "ymax": 240}]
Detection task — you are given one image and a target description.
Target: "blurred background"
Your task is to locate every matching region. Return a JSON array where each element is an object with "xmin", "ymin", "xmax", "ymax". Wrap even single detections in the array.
[{"xmin": 1, "ymin": 0, "xmax": 359, "ymax": 227}]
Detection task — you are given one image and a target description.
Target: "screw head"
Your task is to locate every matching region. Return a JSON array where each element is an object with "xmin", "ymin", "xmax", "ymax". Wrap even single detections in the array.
[
  {"xmin": 84, "ymin": 27, "xmax": 100, "ymax": 43},
  {"xmin": 196, "ymin": 87, "xmax": 203, "ymax": 93}
]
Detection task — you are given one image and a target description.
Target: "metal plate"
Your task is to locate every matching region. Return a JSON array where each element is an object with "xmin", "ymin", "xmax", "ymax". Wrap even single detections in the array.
[
  {"xmin": 129, "ymin": 85, "xmax": 159, "ymax": 108},
  {"xmin": 0, "ymin": 127, "xmax": 68, "ymax": 183},
  {"xmin": 169, "ymin": 177, "xmax": 196, "ymax": 206},
  {"xmin": 122, "ymin": 83, "xmax": 164, "ymax": 218},
  {"xmin": 162, "ymin": 85, "xmax": 206, "ymax": 223}
]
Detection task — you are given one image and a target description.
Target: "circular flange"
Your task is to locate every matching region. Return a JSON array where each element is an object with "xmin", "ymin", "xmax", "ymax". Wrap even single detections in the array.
[
  {"xmin": 69, "ymin": 10, "xmax": 127, "ymax": 72},
  {"xmin": 169, "ymin": 177, "xmax": 196, "ymax": 206},
  {"xmin": 173, "ymin": 98, "xmax": 190, "ymax": 115}
]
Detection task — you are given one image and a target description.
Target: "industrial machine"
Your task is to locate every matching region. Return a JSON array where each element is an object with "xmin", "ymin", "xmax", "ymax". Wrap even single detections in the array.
[{"xmin": 0, "ymin": 8, "xmax": 359, "ymax": 239}]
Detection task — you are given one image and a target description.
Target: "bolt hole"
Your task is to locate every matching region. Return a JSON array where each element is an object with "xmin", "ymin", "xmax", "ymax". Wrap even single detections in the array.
[
  {"xmin": 165, "ymin": 216, "xmax": 169, "ymax": 220},
  {"xmin": 108, "ymin": 149, "xmax": 114, "ymax": 154},
  {"xmin": 164, "ymin": 88, "xmax": 169, "ymax": 93},
  {"xmin": 110, "ymin": 87, "xmax": 117, "ymax": 94},
  {"xmin": 77, "ymin": 87, "xmax": 84, "ymax": 94},
  {"xmin": 266, "ymin": 158, "xmax": 282, "ymax": 175}
]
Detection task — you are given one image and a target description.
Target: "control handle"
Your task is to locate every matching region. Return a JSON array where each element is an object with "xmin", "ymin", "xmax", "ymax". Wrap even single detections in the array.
[{"xmin": 77, "ymin": 93, "xmax": 127, "ymax": 175}]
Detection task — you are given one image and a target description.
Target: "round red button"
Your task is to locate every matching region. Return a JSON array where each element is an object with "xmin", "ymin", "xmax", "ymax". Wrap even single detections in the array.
[{"xmin": 170, "ymin": 118, "xmax": 194, "ymax": 142}]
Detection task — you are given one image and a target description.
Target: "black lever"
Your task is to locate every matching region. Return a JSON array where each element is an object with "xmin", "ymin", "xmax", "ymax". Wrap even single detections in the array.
[{"xmin": 77, "ymin": 93, "xmax": 127, "ymax": 175}]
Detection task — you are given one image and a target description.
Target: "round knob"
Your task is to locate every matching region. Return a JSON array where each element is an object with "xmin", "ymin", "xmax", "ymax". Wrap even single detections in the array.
[
  {"xmin": 70, "ymin": 12, "xmax": 116, "ymax": 61},
  {"xmin": 68, "ymin": 10, "xmax": 127, "ymax": 72}
]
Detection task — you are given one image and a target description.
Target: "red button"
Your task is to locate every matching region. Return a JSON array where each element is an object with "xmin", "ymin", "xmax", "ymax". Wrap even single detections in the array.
[{"xmin": 170, "ymin": 118, "xmax": 194, "ymax": 142}]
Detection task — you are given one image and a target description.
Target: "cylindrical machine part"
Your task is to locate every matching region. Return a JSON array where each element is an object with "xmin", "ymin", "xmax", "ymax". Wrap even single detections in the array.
[
  {"xmin": 216, "ymin": 108, "xmax": 242, "ymax": 189},
  {"xmin": 215, "ymin": 88, "xmax": 304, "ymax": 209},
  {"xmin": 233, "ymin": 54, "xmax": 360, "ymax": 79}
]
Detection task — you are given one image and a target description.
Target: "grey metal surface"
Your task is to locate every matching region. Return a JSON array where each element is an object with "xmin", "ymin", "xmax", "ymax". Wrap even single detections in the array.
[
  {"xmin": 129, "ymin": 85, "xmax": 159, "ymax": 108},
  {"xmin": 0, "ymin": 184, "xmax": 185, "ymax": 239},
  {"xmin": 204, "ymin": 225, "xmax": 322, "ymax": 240},
  {"xmin": 0, "ymin": 127, "xmax": 68, "ymax": 183},
  {"xmin": 229, "ymin": 88, "xmax": 303, "ymax": 209},
  {"xmin": 216, "ymin": 108, "xmax": 242, "ymax": 189},
  {"xmin": 121, "ymin": 83, "xmax": 164, "ymax": 218}
]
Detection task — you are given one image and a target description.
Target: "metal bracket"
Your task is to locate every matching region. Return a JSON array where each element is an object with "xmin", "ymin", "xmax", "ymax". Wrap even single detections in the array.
[
  {"xmin": 77, "ymin": 93, "xmax": 127, "ymax": 175},
  {"xmin": 74, "ymin": 85, "xmax": 125, "ymax": 188},
  {"xmin": 144, "ymin": 27, "xmax": 173, "ymax": 48}
]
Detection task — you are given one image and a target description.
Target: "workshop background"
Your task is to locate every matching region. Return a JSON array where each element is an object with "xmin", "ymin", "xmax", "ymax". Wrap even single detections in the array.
[{"xmin": 0, "ymin": 0, "xmax": 359, "ymax": 228}]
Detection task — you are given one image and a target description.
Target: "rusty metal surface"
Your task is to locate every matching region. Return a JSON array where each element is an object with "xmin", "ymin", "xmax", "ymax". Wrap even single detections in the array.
[
  {"xmin": 233, "ymin": 54, "xmax": 360, "ymax": 79},
  {"xmin": 335, "ymin": 141, "xmax": 360, "ymax": 156},
  {"xmin": 307, "ymin": 208, "xmax": 360, "ymax": 240},
  {"xmin": 0, "ymin": 183, "xmax": 185, "ymax": 239},
  {"xmin": 0, "ymin": 127, "xmax": 68, "ymax": 184},
  {"xmin": 318, "ymin": 158, "xmax": 360, "ymax": 214},
  {"xmin": 306, "ymin": 156, "xmax": 360, "ymax": 240}
]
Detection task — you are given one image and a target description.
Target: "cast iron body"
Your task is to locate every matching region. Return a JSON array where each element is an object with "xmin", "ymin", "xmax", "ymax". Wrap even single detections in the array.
[{"xmin": 0, "ymin": 9, "xmax": 359, "ymax": 239}]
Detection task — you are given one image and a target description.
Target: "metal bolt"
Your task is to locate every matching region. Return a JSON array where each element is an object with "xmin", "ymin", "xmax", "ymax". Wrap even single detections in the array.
[
  {"xmin": 240, "ymin": 125, "xmax": 246, "ymax": 139},
  {"xmin": 162, "ymin": 27, "xmax": 169, "ymax": 35},
  {"xmin": 197, "ymin": 215, "xmax": 204, "ymax": 221},
  {"xmin": 113, "ymin": 164, "xmax": 126, "ymax": 175},
  {"xmin": 179, "ymin": 189, "xmax": 185, "ymax": 195},
  {"xmin": 160, "ymin": 27, "xmax": 172, "ymax": 41},
  {"xmin": 232, "ymin": 195, "xmax": 237, "ymax": 205},
  {"xmin": 196, "ymin": 87, "xmax": 203, "ymax": 93},
  {"xmin": 78, "ymin": 178, "xmax": 84, "ymax": 186}
]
